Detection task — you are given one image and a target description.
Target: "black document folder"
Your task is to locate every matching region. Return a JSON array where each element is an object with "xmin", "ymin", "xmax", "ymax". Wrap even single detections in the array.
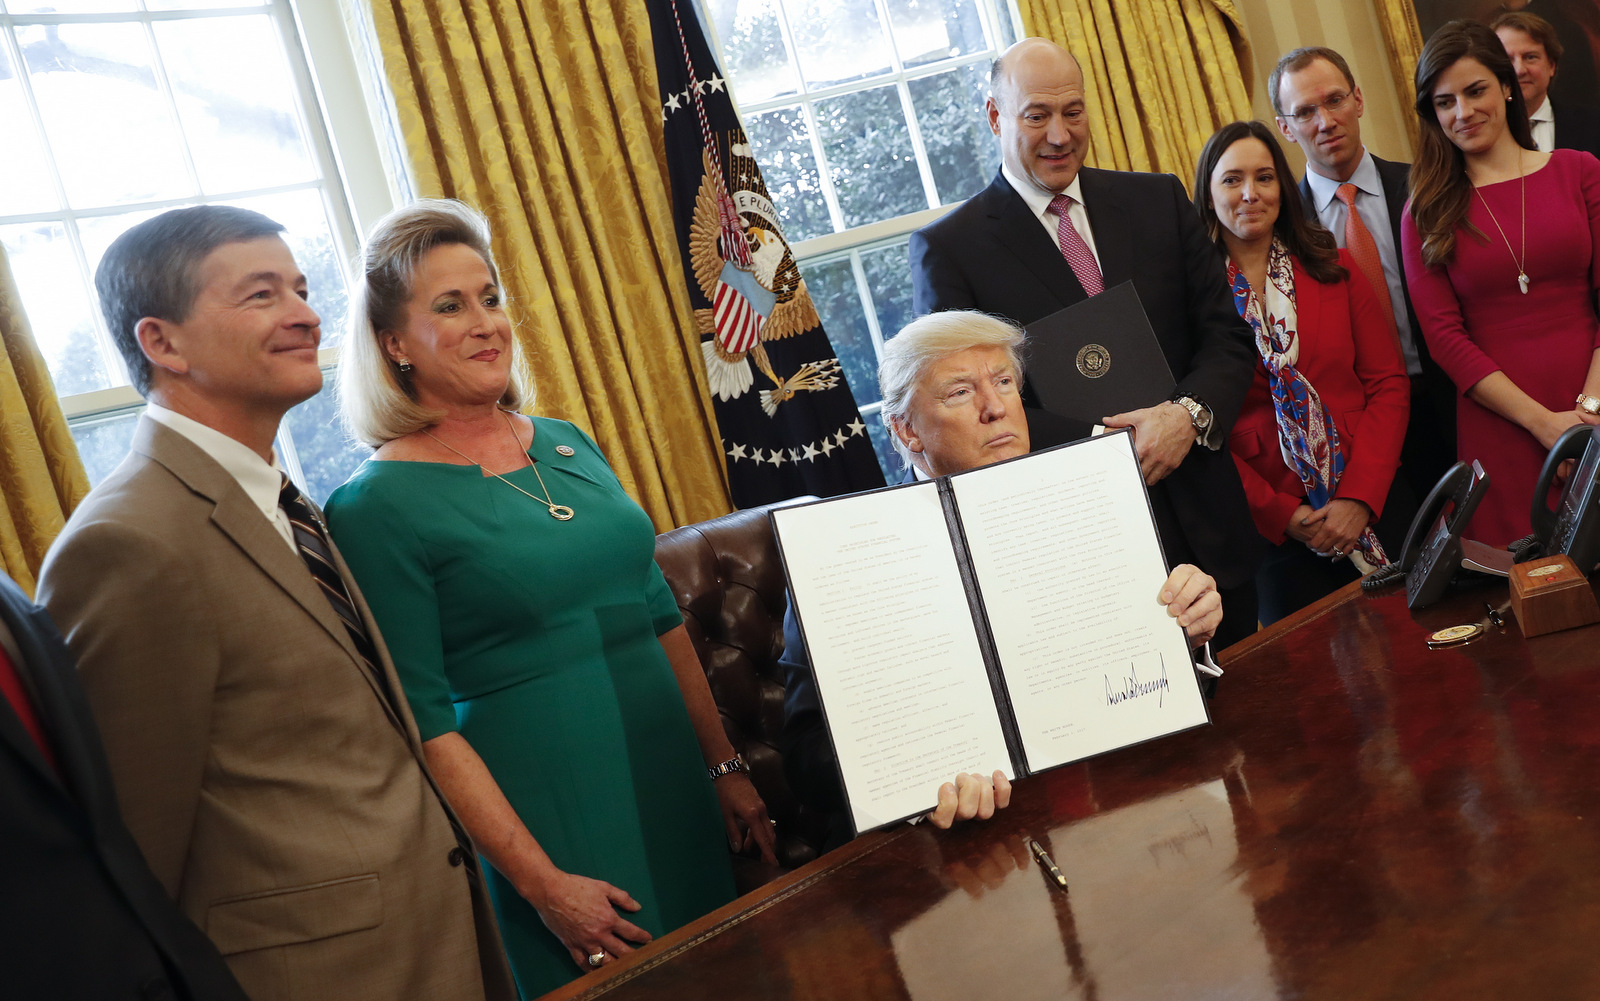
[
  {"xmin": 1025, "ymin": 281, "xmax": 1175, "ymax": 425},
  {"xmin": 769, "ymin": 432, "xmax": 1210, "ymax": 837}
]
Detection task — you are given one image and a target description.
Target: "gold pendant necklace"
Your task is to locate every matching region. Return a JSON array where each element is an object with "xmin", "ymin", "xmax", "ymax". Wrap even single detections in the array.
[
  {"xmin": 1472, "ymin": 149, "xmax": 1529, "ymax": 294},
  {"xmin": 422, "ymin": 412, "xmax": 575, "ymax": 521}
]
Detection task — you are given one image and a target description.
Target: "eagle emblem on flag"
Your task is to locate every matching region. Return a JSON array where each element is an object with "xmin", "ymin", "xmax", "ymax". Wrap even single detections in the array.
[{"xmin": 688, "ymin": 135, "xmax": 838, "ymax": 416}]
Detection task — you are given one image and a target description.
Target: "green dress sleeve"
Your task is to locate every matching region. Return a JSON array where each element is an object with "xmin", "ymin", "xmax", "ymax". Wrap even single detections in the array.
[
  {"xmin": 555, "ymin": 419, "xmax": 683, "ymax": 637},
  {"xmin": 325, "ymin": 476, "xmax": 459, "ymax": 741}
]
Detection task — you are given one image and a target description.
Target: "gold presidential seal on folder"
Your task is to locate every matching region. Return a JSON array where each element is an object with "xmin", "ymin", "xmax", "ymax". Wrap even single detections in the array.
[{"xmin": 1075, "ymin": 343, "xmax": 1111, "ymax": 379}]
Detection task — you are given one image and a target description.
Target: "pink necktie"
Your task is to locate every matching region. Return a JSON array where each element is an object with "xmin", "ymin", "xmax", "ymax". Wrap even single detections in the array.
[{"xmin": 1049, "ymin": 193, "xmax": 1104, "ymax": 296}]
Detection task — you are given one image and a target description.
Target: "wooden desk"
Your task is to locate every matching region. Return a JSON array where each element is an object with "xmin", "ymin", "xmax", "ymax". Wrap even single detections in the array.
[{"xmin": 548, "ymin": 580, "xmax": 1600, "ymax": 1000}]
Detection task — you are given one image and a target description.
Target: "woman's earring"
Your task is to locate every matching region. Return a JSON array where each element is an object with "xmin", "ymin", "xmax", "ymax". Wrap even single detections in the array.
[{"xmin": 398, "ymin": 359, "xmax": 413, "ymax": 373}]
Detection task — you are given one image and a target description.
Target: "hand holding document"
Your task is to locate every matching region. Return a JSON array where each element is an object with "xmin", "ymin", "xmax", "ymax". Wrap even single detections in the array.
[{"xmin": 772, "ymin": 431, "xmax": 1210, "ymax": 837}]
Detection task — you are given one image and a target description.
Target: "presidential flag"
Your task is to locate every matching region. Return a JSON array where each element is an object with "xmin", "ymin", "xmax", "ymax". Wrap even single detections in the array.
[{"xmin": 648, "ymin": 0, "xmax": 885, "ymax": 507}]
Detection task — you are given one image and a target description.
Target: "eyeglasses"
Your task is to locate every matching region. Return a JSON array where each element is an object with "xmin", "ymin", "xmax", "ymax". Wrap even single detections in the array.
[{"xmin": 1286, "ymin": 90, "xmax": 1351, "ymax": 125}]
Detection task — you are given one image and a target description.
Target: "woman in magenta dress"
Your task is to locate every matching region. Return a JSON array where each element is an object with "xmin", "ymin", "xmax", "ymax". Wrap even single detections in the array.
[{"xmin": 1401, "ymin": 19, "xmax": 1600, "ymax": 547}]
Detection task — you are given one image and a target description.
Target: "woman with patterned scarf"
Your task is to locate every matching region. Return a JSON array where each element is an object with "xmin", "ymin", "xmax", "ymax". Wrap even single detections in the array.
[{"xmin": 1193, "ymin": 120, "xmax": 1412, "ymax": 624}]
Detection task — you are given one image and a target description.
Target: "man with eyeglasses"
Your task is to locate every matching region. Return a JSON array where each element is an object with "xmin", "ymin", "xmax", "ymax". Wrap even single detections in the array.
[{"xmin": 1271, "ymin": 46, "xmax": 1454, "ymax": 511}]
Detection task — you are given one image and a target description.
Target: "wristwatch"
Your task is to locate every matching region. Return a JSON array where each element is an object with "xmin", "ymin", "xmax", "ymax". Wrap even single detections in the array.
[
  {"xmin": 1577, "ymin": 393, "xmax": 1600, "ymax": 416},
  {"xmin": 1171, "ymin": 394, "xmax": 1213, "ymax": 437},
  {"xmin": 707, "ymin": 754, "xmax": 747, "ymax": 781}
]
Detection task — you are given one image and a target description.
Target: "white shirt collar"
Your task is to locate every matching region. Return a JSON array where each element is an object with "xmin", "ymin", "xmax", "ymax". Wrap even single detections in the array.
[
  {"xmin": 144, "ymin": 402, "xmax": 287, "ymax": 524},
  {"xmin": 1001, "ymin": 162, "xmax": 1086, "ymax": 220},
  {"xmin": 1304, "ymin": 148, "xmax": 1381, "ymax": 212},
  {"xmin": 1529, "ymin": 96, "xmax": 1553, "ymax": 124}
]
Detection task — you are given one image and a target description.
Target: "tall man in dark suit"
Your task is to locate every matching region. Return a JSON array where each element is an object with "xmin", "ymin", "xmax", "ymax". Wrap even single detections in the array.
[
  {"xmin": 0, "ymin": 570, "xmax": 249, "ymax": 1001},
  {"xmin": 1272, "ymin": 46, "xmax": 1456, "ymax": 512},
  {"xmin": 1494, "ymin": 11, "xmax": 1600, "ymax": 159},
  {"xmin": 910, "ymin": 37, "xmax": 1263, "ymax": 649}
]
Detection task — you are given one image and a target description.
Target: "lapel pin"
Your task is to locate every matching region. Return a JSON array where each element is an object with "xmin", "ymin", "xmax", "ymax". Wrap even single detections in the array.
[{"xmin": 555, "ymin": 445, "xmax": 575, "ymax": 456}]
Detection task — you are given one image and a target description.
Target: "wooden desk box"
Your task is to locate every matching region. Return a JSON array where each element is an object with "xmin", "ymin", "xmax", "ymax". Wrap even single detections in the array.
[{"xmin": 1509, "ymin": 554, "xmax": 1600, "ymax": 637}]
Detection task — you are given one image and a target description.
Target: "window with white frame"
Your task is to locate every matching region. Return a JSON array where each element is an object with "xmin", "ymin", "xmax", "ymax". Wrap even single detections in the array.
[
  {"xmin": 0, "ymin": 0, "xmax": 395, "ymax": 503},
  {"xmin": 699, "ymin": 0, "xmax": 1020, "ymax": 475}
]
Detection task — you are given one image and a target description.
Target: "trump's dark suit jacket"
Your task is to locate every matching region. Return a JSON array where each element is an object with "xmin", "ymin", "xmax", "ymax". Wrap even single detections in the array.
[
  {"xmin": 910, "ymin": 167, "xmax": 1264, "ymax": 590},
  {"xmin": 1298, "ymin": 153, "xmax": 1457, "ymax": 499},
  {"xmin": 0, "ymin": 572, "xmax": 248, "ymax": 1001}
]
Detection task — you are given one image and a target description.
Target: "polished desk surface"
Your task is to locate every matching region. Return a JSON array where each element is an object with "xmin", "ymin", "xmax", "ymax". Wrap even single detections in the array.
[{"xmin": 548, "ymin": 579, "xmax": 1600, "ymax": 1001}]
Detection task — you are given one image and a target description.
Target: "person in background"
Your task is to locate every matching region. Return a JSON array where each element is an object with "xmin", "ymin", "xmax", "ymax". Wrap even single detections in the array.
[
  {"xmin": 0, "ymin": 570, "xmax": 250, "ymax": 1001},
  {"xmin": 1194, "ymin": 121, "xmax": 1409, "ymax": 624},
  {"xmin": 37, "ymin": 205, "xmax": 514, "ymax": 1001},
  {"xmin": 1402, "ymin": 19, "xmax": 1600, "ymax": 547},
  {"xmin": 326, "ymin": 199, "xmax": 776, "ymax": 998},
  {"xmin": 778, "ymin": 310, "xmax": 1224, "ymax": 849},
  {"xmin": 1271, "ymin": 45, "xmax": 1455, "ymax": 506},
  {"xmin": 910, "ymin": 36, "xmax": 1263, "ymax": 651},
  {"xmin": 1492, "ymin": 10, "xmax": 1600, "ymax": 159}
]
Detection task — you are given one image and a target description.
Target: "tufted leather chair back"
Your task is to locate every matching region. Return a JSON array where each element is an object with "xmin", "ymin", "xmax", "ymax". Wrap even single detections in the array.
[{"xmin": 654, "ymin": 500, "xmax": 828, "ymax": 891}]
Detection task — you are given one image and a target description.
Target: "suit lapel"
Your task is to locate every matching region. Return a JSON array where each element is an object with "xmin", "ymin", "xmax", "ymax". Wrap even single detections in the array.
[
  {"xmin": 1079, "ymin": 167, "xmax": 1135, "ymax": 287},
  {"xmin": 134, "ymin": 419, "xmax": 403, "ymax": 723},
  {"xmin": 981, "ymin": 173, "xmax": 1087, "ymax": 305},
  {"xmin": 1372, "ymin": 156, "xmax": 1409, "ymax": 255}
]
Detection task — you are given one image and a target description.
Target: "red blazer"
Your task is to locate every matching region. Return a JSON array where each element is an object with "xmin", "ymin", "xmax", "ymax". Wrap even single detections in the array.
[{"xmin": 1226, "ymin": 250, "xmax": 1410, "ymax": 544}]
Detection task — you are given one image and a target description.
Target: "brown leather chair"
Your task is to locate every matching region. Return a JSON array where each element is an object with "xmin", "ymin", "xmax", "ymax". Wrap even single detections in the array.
[{"xmin": 654, "ymin": 500, "xmax": 830, "ymax": 892}]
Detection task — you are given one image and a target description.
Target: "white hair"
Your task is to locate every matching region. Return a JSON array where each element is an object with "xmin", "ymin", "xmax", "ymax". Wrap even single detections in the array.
[{"xmin": 877, "ymin": 310, "xmax": 1026, "ymax": 466}]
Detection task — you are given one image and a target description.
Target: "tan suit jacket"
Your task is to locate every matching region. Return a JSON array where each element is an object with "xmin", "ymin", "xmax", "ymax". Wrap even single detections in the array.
[{"xmin": 38, "ymin": 417, "xmax": 515, "ymax": 1001}]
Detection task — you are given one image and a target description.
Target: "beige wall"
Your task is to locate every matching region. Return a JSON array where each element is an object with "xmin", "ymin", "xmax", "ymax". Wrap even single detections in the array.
[{"xmin": 1234, "ymin": 0, "xmax": 1415, "ymax": 174}]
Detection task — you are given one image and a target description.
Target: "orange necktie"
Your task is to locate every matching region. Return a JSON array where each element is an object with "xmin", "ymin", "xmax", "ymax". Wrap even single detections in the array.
[{"xmin": 1335, "ymin": 183, "xmax": 1400, "ymax": 347}]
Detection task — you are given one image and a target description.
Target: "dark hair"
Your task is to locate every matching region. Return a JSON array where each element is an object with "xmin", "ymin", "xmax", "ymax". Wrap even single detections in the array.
[
  {"xmin": 1409, "ymin": 19, "xmax": 1536, "ymax": 267},
  {"xmin": 94, "ymin": 205, "xmax": 285, "ymax": 395},
  {"xmin": 1268, "ymin": 47, "xmax": 1358, "ymax": 117},
  {"xmin": 1489, "ymin": 10, "xmax": 1563, "ymax": 68},
  {"xmin": 1191, "ymin": 120, "xmax": 1347, "ymax": 285}
]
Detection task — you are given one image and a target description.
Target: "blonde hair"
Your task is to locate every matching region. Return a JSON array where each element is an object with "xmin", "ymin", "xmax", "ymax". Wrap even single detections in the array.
[
  {"xmin": 340, "ymin": 198, "xmax": 532, "ymax": 447},
  {"xmin": 878, "ymin": 310, "xmax": 1026, "ymax": 465}
]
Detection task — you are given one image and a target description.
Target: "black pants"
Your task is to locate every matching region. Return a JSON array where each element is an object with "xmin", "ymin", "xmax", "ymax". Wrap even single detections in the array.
[{"xmin": 1256, "ymin": 538, "xmax": 1361, "ymax": 625}]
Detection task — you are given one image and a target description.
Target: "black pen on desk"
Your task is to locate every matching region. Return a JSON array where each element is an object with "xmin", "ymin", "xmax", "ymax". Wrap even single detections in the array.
[{"xmin": 1027, "ymin": 837, "xmax": 1068, "ymax": 890}]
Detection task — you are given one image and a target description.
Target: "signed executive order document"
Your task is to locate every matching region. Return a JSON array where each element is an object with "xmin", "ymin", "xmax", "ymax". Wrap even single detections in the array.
[{"xmin": 771, "ymin": 430, "xmax": 1208, "ymax": 835}]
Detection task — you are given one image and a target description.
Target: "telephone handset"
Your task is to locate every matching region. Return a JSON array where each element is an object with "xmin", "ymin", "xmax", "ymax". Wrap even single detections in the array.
[
  {"xmin": 1396, "ymin": 460, "xmax": 1490, "ymax": 609},
  {"xmin": 1528, "ymin": 423, "xmax": 1600, "ymax": 573}
]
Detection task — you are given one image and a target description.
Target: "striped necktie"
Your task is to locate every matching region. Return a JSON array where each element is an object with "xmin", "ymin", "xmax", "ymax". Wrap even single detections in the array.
[
  {"xmin": 278, "ymin": 476, "xmax": 390, "ymax": 702},
  {"xmin": 1335, "ymin": 183, "xmax": 1400, "ymax": 346},
  {"xmin": 1048, "ymin": 193, "xmax": 1104, "ymax": 296}
]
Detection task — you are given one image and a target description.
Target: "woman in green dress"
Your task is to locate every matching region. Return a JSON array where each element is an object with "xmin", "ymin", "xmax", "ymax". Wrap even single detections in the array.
[{"xmin": 324, "ymin": 199, "xmax": 775, "ymax": 998}]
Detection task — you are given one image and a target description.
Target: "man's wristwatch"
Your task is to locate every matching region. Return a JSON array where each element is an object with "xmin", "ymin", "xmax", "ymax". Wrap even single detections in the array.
[
  {"xmin": 1172, "ymin": 394, "xmax": 1214, "ymax": 437},
  {"xmin": 1577, "ymin": 393, "xmax": 1600, "ymax": 417},
  {"xmin": 707, "ymin": 754, "xmax": 747, "ymax": 780}
]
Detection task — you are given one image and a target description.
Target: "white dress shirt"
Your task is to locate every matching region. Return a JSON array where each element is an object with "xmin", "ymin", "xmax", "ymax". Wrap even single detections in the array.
[
  {"xmin": 1001, "ymin": 163, "xmax": 1103, "ymax": 272},
  {"xmin": 1304, "ymin": 150, "xmax": 1421, "ymax": 377},
  {"xmin": 1529, "ymin": 97, "xmax": 1555, "ymax": 153},
  {"xmin": 144, "ymin": 403, "xmax": 297, "ymax": 552}
]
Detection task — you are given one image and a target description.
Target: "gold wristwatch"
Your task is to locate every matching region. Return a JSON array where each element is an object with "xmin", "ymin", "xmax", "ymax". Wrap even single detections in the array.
[{"xmin": 1577, "ymin": 393, "xmax": 1600, "ymax": 417}]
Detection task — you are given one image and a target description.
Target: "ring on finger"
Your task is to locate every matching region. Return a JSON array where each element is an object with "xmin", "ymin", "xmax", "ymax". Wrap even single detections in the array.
[{"xmin": 587, "ymin": 951, "xmax": 606, "ymax": 968}]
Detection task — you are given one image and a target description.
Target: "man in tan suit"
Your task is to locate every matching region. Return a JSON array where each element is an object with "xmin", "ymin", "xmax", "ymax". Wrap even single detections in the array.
[{"xmin": 38, "ymin": 206, "xmax": 516, "ymax": 1001}]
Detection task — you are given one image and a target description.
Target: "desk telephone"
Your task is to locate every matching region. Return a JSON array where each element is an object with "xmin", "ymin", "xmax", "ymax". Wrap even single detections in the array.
[
  {"xmin": 1361, "ymin": 460, "xmax": 1489, "ymax": 609},
  {"xmin": 1519, "ymin": 424, "xmax": 1600, "ymax": 573}
]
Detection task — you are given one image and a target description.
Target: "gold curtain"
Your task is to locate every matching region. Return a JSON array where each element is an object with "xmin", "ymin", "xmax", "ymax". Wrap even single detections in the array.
[
  {"xmin": 1374, "ymin": 0, "xmax": 1424, "ymax": 152},
  {"xmin": 366, "ymin": 1, "xmax": 731, "ymax": 531},
  {"xmin": 0, "ymin": 247, "xmax": 89, "ymax": 597},
  {"xmin": 1016, "ymin": 0, "xmax": 1254, "ymax": 193}
]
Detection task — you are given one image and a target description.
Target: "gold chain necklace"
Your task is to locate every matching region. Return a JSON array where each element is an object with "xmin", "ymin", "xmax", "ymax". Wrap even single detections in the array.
[
  {"xmin": 422, "ymin": 412, "xmax": 574, "ymax": 521},
  {"xmin": 1472, "ymin": 149, "xmax": 1528, "ymax": 295}
]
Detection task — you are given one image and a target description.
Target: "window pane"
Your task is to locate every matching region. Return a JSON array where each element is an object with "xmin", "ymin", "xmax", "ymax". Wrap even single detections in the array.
[
  {"xmin": 813, "ymin": 84, "xmax": 926, "ymax": 228},
  {"xmin": 744, "ymin": 107, "xmax": 833, "ymax": 242},
  {"xmin": 0, "ymin": 222, "xmax": 117, "ymax": 395},
  {"xmin": 859, "ymin": 239, "xmax": 913, "ymax": 342},
  {"xmin": 785, "ymin": 0, "xmax": 892, "ymax": 89},
  {"xmin": 861, "ymin": 408, "xmax": 902, "ymax": 480},
  {"xmin": 8, "ymin": 1, "xmax": 137, "ymax": 11},
  {"xmin": 152, "ymin": 14, "xmax": 317, "ymax": 195},
  {"xmin": 704, "ymin": 0, "xmax": 797, "ymax": 105},
  {"xmin": 144, "ymin": 0, "xmax": 264, "ymax": 9},
  {"xmin": 281, "ymin": 371, "xmax": 368, "ymax": 505},
  {"xmin": 803, "ymin": 257, "xmax": 878, "ymax": 407},
  {"xmin": 0, "ymin": 43, "xmax": 61, "ymax": 216},
  {"xmin": 883, "ymin": 0, "xmax": 988, "ymax": 68},
  {"xmin": 18, "ymin": 23, "xmax": 195, "ymax": 208},
  {"xmin": 69, "ymin": 409, "xmax": 141, "ymax": 487},
  {"xmin": 908, "ymin": 62, "xmax": 999, "ymax": 204},
  {"xmin": 228, "ymin": 188, "xmax": 349, "ymax": 346}
]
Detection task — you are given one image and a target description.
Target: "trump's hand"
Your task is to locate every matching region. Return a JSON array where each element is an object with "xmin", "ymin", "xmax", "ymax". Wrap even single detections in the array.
[
  {"xmin": 1102, "ymin": 402, "xmax": 1195, "ymax": 485},
  {"xmin": 927, "ymin": 770, "xmax": 1012, "ymax": 829},
  {"xmin": 1160, "ymin": 563, "xmax": 1221, "ymax": 648}
]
